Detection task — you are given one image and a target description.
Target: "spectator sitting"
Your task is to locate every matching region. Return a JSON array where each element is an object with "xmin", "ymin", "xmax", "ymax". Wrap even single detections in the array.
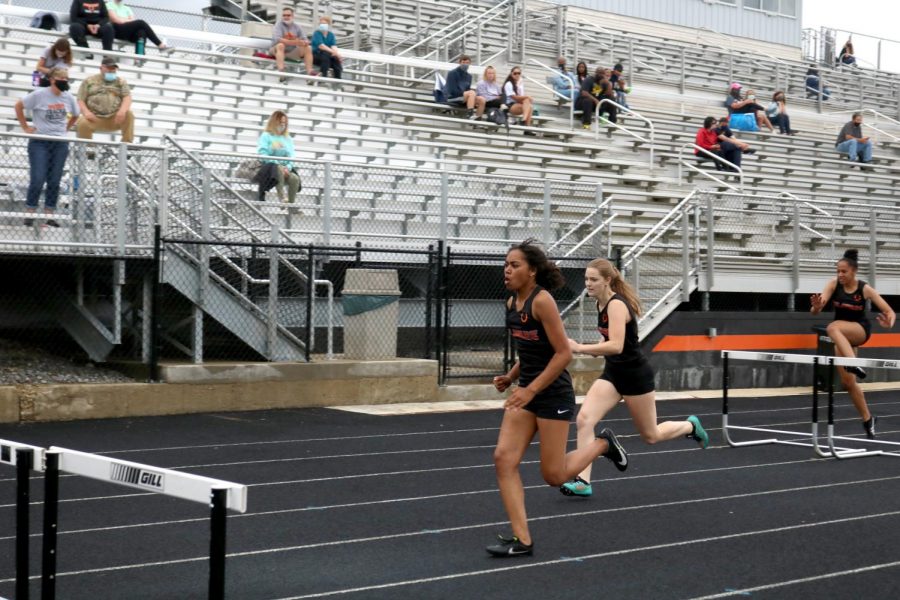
[
  {"xmin": 445, "ymin": 55, "xmax": 486, "ymax": 120},
  {"xmin": 257, "ymin": 110, "xmax": 301, "ymax": 203},
  {"xmin": 695, "ymin": 116, "xmax": 721, "ymax": 165},
  {"xmin": 575, "ymin": 67, "xmax": 616, "ymax": 129},
  {"xmin": 35, "ymin": 38, "xmax": 73, "ymax": 88},
  {"xmin": 106, "ymin": 1, "xmax": 170, "ymax": 54},
  {"xmin": 575, "ymin": 61, "xmax": 589, "ymax": 87},
  {"xmin": 716, "ymin": 117, "xmax": 756, "ymax": 165},
  {"xmin": 475, "ymin": 66, "xmax": 504, "ymax": 111},
  {"xmin": 835, "ymin": 112, "xmax": 873, "ymax": 167},
  {"xmin": 503, "ymin": 67, "xmax": 535, "ymax": 134},
  {"xmin": 70, "ymin": 0, "xmax": 115, "ymax": 54},
  {"xmin": 75, "ymin": 56, "xmax": 134, "ymax": 143},
  {"xmin": 725, "ymin": 83, "xmax": 774, "ymax": 132},
  {"xmin": 766, "ymin": 91, "xmax": 797, "ymax": 135},
  {"xmin": 550, "ymin": 56, "xmax": 578, "ymax": 102},
  {"xmin": 805, "ymin": 67, "xmax": 831, "ymax": 101},
  {"xmin": 610, "ymin": 63, "xmax": 630, "ymax": 109},
  {"xmin": 311, "ymin": 16, "xmax": 342, "ymax": 79},
  {"xmin": 270, "ymin": 7, "xmax": 316, "ymax": 83},
  {"xmin": 838, "ymin": 39, "xmax": 856, "ymax": 66},
  {"xmin": 14, "ymin": 67, "xmax": 79, "ymax": 227}
]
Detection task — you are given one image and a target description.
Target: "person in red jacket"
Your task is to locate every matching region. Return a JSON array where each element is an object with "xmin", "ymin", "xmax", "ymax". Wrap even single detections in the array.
[{"xmin": 695, "ymin": 116, "xmax": 742, "ymax": 171}]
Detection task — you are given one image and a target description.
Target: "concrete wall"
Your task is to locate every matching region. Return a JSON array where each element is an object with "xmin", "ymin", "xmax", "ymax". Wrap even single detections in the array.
[{"xmin": 555, "ymin": 0, "xmax": 802, "ymax": 47}]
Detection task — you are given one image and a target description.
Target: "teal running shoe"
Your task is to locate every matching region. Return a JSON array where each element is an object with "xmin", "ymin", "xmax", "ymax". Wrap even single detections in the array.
[
  {"xmin": 559, "ymin": 477, "xmax": 592, "ymax": 497},
  {"xmin": 687, "ymin": 415, "xmax": 709, "ymax": 449}
]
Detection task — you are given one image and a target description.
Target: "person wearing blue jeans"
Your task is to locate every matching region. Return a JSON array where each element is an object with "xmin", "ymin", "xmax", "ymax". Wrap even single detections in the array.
[
  {"xmin": 14, "ymin": 68, "xmax": 79, "ymax": 227},
  {"xmin": 835, "ymin": 113, "xmax": 873, "ymax": 166}
]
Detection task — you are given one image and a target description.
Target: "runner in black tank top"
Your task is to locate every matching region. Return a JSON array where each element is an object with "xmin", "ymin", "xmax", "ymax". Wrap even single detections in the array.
[
  {"xmin": 810, "ymin": 249, "xmax": 895, "ymax": 439},
  {"xmin": 559, "ymin": 258, "xmax": 709, "ymax": 499},
  {"xmin": 487, "ymin": 241, "xmax": 627, "ymax": 558}
]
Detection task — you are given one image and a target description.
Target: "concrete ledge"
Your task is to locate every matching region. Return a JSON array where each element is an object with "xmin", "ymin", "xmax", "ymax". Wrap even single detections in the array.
[{"xmin": 1, "ymin": 359, "xmax": 440, "ymax": 422}]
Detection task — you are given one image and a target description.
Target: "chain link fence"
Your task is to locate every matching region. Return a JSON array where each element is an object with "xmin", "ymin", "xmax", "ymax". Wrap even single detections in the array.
[{"xmin": 0, "ymin": 134, "xmax": 162, "ymax": 257}]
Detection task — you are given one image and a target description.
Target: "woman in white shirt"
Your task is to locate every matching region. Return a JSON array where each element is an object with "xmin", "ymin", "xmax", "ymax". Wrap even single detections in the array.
[{"xmin": 502, "ymin": 67, "xmax": 535, "ymax": 134}]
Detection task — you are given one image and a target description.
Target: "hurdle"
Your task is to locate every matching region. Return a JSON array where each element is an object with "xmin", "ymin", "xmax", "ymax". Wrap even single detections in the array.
[
  {"xmin": 721, "ymin": 350, "xmax": 900, "ymax": 460},
  {"xmin": 41, "ymin": 447, "xmax": 248, "ymax": 600},
  {"xmin": 0, "ymin": 439, "xmax": 46, "ymax": 600}
]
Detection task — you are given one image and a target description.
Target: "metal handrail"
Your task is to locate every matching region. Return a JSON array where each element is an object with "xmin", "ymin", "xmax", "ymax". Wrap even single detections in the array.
[
  {"xmin": 555, "ymin": 213, "xmax": 618, "ymax": 268},
  {"xmin": 621, "ymin": 190, "xmax": 697, "ymax": 265},
  {"xmin": 396, "ymin": 0, "xmax": 512, "ymax": 58},
  {"xmin": 677, "ymin": 143, "xmax": 743, "ymax": 190},
  {"xmin": 386, "ymin": 5, "xmax": 469, "ymax": 54},
  {"xmin": 548, "ymin": 195, "xmax": 614, "ymax": 252},
  {"xmin": 595, "ymin": 99, "xmax": 655, "ymax": 170},
  {"xmin": 522, "ymin": 73, "xmax": 575, "ymax": 129}
]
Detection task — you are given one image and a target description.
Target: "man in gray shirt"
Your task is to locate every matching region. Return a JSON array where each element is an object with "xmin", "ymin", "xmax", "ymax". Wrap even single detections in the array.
[
  {"xmin": 14, "ymin": 67, "xmax": 79, "ymax": 227},
  {"xmin": 270, "ymin": 7, "xmax": 316, "ymax": 82},
  {"xmin": 835, "ymin": 112, "xmax": 873, "ymax": 166}
]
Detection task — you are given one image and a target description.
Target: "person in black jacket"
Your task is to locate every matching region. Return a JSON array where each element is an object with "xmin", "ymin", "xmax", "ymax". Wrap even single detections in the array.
[
  {"xmin": 70, "ymin": 1, "xmax": 115, "ymax": 52},
  {"xmin": 445, "ymin": 55, "xmax": 485, "ymax": 120}
]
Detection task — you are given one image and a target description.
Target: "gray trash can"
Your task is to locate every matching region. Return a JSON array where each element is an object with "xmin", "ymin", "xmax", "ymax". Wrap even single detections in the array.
[
  {"xmin": 812, "ymin": 325, "xmax": 840, "ymax": 391},
  {"xmin": 341, "ymin": 269, "xmax": 401, "ymax": 360}
]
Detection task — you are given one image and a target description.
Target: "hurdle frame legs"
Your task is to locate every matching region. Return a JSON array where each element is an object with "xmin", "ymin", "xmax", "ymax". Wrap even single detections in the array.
[{"xmin": 16, "ymin": 448, "xmax": 33, "ymax": 600}]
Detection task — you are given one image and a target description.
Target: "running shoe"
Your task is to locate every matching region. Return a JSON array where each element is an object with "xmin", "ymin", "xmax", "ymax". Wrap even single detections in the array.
[
  {"xmin": 485, "ymin": 534, "xmax": 533, "ymax": 557},
  {"xmin": 845, "ymin": 365, "xmax": 867, "ymax": 380},
  {"xmin": 863, "ymin": 414, "xmax": 877, "ymax": 439},
  {"xmin": 686, "ymin": 415, "xmax": 709, "ymax": 449},
  {"xmin": 597, "ymin": 428, "xmax": 628, "ymax": 471},
  {"xmin": 559, "ymin": 476, "xmax": 592, "ymax": 497}
]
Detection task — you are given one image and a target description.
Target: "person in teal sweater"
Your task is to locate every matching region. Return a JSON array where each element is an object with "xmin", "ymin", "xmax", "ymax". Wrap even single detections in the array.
[
  {"xmin": 257, "ymin": 110, "xmax": 300, "ymax": 203},
  {"xmin": 311, "ymin": 16, "xmax": 342, "ymax": 79}
]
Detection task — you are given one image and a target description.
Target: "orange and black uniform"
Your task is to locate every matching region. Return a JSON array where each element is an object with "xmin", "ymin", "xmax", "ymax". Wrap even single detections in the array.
[
  {"xmin": 598, "ymin": 294, "xmax": 655, "ymax": 396},
  {"xmin": 506, "ymin": 286, "xmax": 575, "ymax": 421},
  {"xmin": 832, "ymin": 280, "xmax": 872, "ymax": 343}
]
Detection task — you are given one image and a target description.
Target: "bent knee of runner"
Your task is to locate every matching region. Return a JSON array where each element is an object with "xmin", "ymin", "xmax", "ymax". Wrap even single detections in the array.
[
  {"xmin": 639, "ymin": 429, "xmax": 661, "ymax": 445},
  {"xmin": 493, "ymin": 447, "xmax": 519, "ymax": 472},
  {"xmin": 540, "ymin": 468, "xmax": 568, "ymax": 487}
]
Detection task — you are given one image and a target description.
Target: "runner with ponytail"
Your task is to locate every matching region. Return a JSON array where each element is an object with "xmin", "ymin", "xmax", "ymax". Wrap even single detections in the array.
[
  {"xmin": 810, "ymin": 249, "xmax": 895, "ymax": 438},
  {"xmin": 559, "ymin": 258, "xmax": 709, "ymax": 498}
]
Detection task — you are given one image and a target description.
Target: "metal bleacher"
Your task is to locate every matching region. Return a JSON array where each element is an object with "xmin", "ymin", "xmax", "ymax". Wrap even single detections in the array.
[{"xmin": 1, "ymin": 0, "xmax": 899, "ymax": 358}]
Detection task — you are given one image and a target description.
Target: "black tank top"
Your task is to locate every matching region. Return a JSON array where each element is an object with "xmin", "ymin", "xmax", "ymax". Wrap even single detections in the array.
[
  {"xmin": 598, "ymin": 294, "xmax": 644, "ymax": 364},
  {"xmin": 506, "ymin": 286, "xmax": 572, "ymax": 396},
  {"xmin": 832, "ymin": 280, "xmax": 869, "ymax": 325}
]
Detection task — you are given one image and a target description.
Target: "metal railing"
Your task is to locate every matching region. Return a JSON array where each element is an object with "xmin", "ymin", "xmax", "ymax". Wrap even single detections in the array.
[
  {"xmin": 595, "ymin": 99, "xmax": 655, "ymax": 170},
  {"xmin": 526, "ymin": 58, "xmax": 577, "ymax": 129},
  {"xmin": 677, "ymin": 143, "xmax": 743, "ymax": 190}
]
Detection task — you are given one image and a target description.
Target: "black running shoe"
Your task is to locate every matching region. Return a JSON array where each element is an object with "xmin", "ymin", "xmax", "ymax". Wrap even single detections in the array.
[
  {"xmin": 863, "ymin": 415, "xmax": 877, "ymax": 439},
  {"xmin": 24, "ymin": 218, "xmax": 34, "ymax": 226},
  {"xmin": 485, "ymin": 534, "xmax": 533, "ymax": 557},
  {"xmin": 845, "ymin": 365, "xmax": 867, "ymax": 380},
  {"xmin": 45, "ymin": 219, "xmax": 60, "ymax": 228},
  {"xmin": 597, "ymin": 428, "xmax": 628, "ymax": 472}
]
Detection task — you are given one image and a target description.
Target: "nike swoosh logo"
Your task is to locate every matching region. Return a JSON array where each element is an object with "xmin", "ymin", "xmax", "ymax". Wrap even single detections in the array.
[
  {"xmin": 557, "ymin": 409, "xmax": 571, "ymax": 414},
  {"xmin": 617, "ymin": 453, "xmax": 627, "ymax": 467},
  {"xmin": 508, "ymin": 548, "xmax": 531, "ymax": 555}
]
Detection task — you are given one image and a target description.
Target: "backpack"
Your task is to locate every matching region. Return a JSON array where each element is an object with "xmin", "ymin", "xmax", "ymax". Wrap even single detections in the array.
[
  {"xmin": 487, "ymin": 107, "xmax": 509, "ymax": 132},
  {"xmin": 30, "ymin": 12, "xmax": 60, "ymax": 31},
  {"xmin": 433, "ymin": 72, "xmax": 447, "ymax": 103}
]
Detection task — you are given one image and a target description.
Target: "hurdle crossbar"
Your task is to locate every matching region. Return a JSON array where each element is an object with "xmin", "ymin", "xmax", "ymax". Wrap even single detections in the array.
[
  {"xmin": 41, "ymin": 447, "xmax": 248, "ymax": 600},
  {"xmin": 0, "ymin": 439, "xmax": 46, "ymax": 600},
  {"xmin": 721, "ymin": 350, "xmax": 900, "ymax": 460},
  {"xmin": 824, "ymin": 357, "xmax": 900, "ymax": 460}
]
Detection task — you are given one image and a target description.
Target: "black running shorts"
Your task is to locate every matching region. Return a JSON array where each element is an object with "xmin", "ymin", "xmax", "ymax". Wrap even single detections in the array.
[
  {"xmin": 600, "ymin": 359, "xmax": 656, "ymax": 396},
  {"xmin": 524, "ymin": 390, "xmax": 576, "ymax": 421}
]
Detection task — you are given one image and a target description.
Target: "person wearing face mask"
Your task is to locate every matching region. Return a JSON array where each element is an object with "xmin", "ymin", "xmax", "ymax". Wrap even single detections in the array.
[
  {"xmin": 15, "ymin": 67, "xmax": 80, "ymax": 228},
  {"xmin": 550, "ymin": 56, "xmax": 577, "ymax": 102},
  {"xmin": 35, "ymin": 38, "xmax": 73, "ymax": 88},
  {"xmin": 256, "ymin": 110, "xmax": 300, "ymax": 203},
  {"xmin": 311, "ymin": 16, "xmax": 342, "ymax": 79},
  {"xmin": 724, "ymin": 83, "xmax": 773, "ymax": 132},
  {"xmin": 106, "ymin": 0, "xmax": 171, "ymax": 54},
  {"xmin": 270, "ymin": 7, "xmax": 316, "ymax": 82},
  {"xmin": 69, "ymin": 0, "xmax": 115, "ymax": 53},
  {"xmin": 445, "ymin": 55, "xmax": 486, "ymax": 120},
  {"xmin": 765, "ymin": 90, "xmax": 797, "ymax": 135},
  {"xmin": 75, "ymin": 56, "xmax": 134, "ymax": 143}
]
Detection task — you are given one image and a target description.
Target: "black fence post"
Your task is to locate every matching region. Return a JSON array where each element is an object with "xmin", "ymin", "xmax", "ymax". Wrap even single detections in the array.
[
  {"xmin": 149, "ymin": 225, "xmax": 162, "ymax": 382},
  {"xmin": 424, "ymin": 244, "xmax": 434, "ymax": 360},
  {"xmin": 16, "ymin": 448, "xmax": 33, "ymax": 600},
  {"xmin": 441, "ymin": 245, "xmax": 451, "ymax": 382},
  {"xmin": 208, "ymin": 487, "xmax": 228, "ymax": 600},
  {"xmin": 41, "ymin": 451, "xmax": 60, "ymax": 600},
  {"xmin": 305, "ymin": 245, "xmax": 314, "ymax": 362},
  {"xmin": 434, "ymin": 241, "xmax": 445, "ymax": 383}
]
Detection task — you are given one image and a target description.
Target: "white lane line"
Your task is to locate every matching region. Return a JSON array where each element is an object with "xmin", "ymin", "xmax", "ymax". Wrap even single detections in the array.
[
  {"xmin": 1, "ymin": 475, "xmax": 897, "ymax": 585},
  {"xmin": 687, "ymin": 560, "xmax": 900, "ymax": 599},
  {"xmin": 270, "ymin": 510, "xmax": 900, "ymax": 599}
]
